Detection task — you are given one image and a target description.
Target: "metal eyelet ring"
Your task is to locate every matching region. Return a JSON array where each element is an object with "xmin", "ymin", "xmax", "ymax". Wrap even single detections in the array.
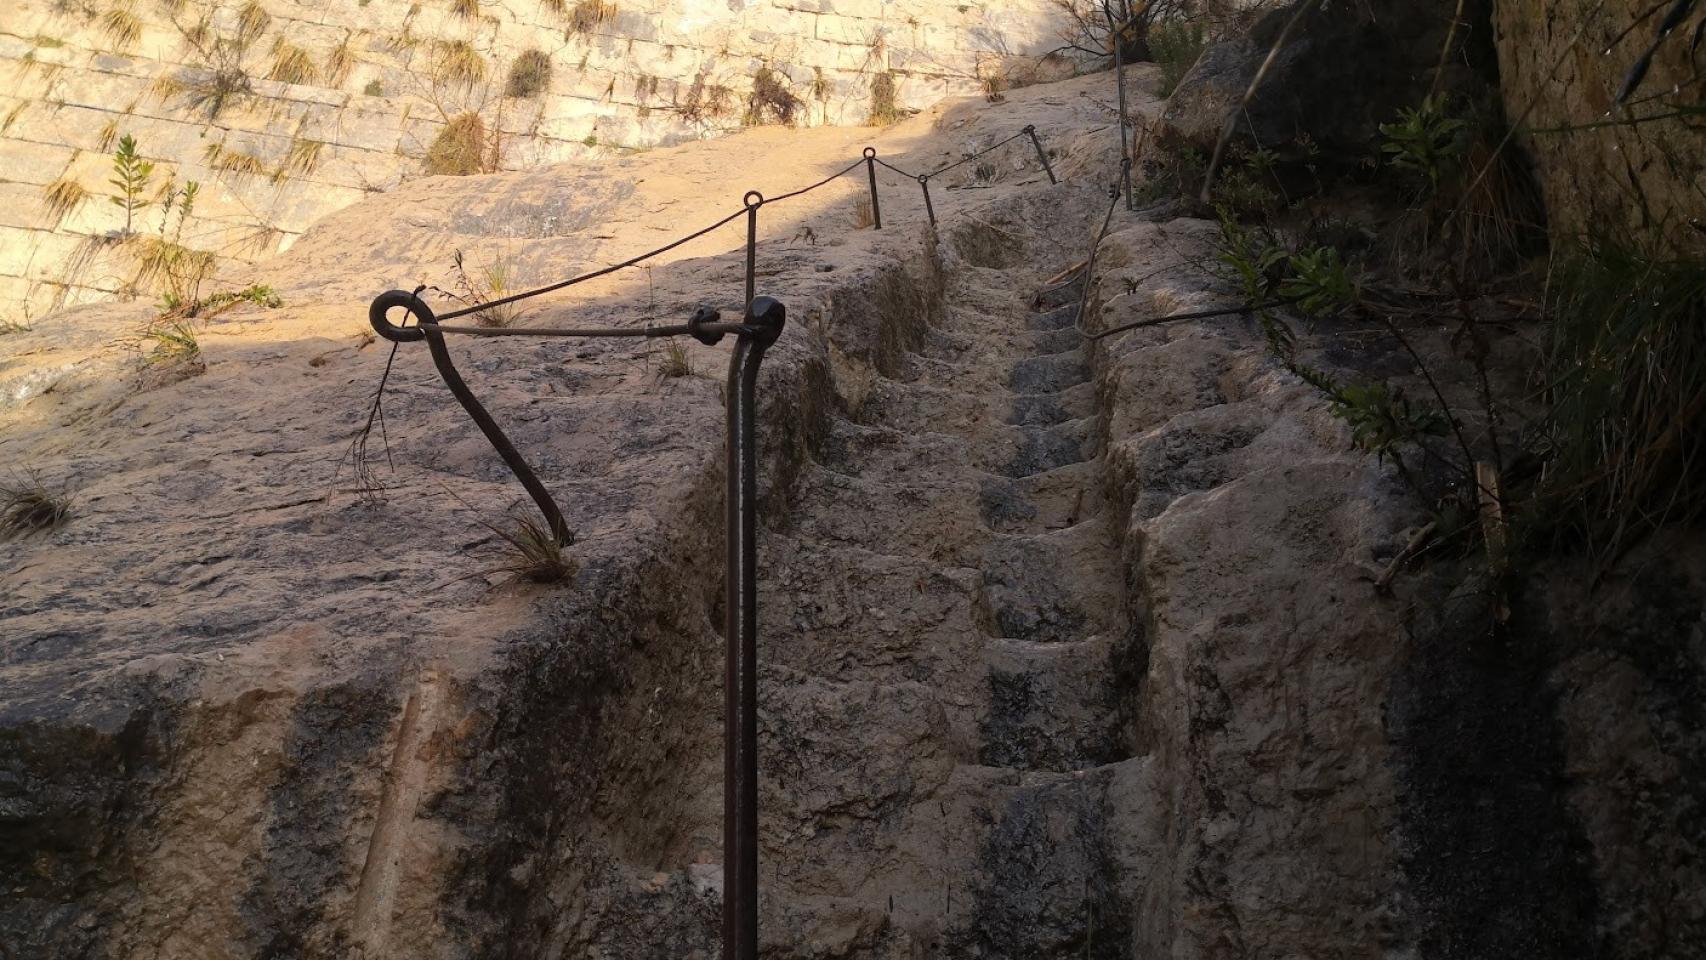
[
  {"xmin": 369, "ymin": 289, "xmax": 433, "ymax": 343},
  {"xmin": 862, "ymin": 147, "xmax": 877, "ymax": 159},
  {"xmin": 743, "ymin": 190, "xmax": 764, "ymax": 208}
]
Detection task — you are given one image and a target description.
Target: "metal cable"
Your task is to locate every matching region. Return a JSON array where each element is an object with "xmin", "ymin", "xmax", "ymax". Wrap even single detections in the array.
[
  {"xmin": 926, "ymin": 129, "xmax": 1029, "ymax": 178},
  {"xmin": 759, "ymin": 157, "xmax": 866, "ymax": 207},
  {"xmin": 874, "ymin": 156, "xmax": 921, "ymax": 179}
]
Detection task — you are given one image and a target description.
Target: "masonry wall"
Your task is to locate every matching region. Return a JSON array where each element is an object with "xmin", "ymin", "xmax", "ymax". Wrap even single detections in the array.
[{"xmin": 0, "ymin": 0, "xmax": 1070, "ymax": 323}]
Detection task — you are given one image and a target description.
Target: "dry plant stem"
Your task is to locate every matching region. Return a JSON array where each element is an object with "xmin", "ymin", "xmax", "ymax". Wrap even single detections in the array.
[
  {"xmin": 1375, "ymin": 520, "xmax": 1438, "ymax": 594},
  {"xmin": 1430, "ymin": 0, "xmax": 1468, "ymax": 97},
  {"xmin": 1198, "ymin": 0, "xmax": 1321, "ymax": 204}
]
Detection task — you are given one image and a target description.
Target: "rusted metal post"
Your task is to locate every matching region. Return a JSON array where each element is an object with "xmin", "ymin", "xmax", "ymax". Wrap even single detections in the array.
[
  {"xmin": 917, "ymin": 174, "xmax": 936, "ymax": 227},
  {"xmin": 1024, "ymin": 125, "xmax": 1057, "ymax": 184},
  {"xmin": 742, "ymin": 191, "xmax": 762, "ymax": 311},
  {"xmin": 862, "ymin": 147, "xmax": 883, "ymax": 229},
  {"xmin": 723, "ymin": 294, "xmax": 785, "ymax": 960}
]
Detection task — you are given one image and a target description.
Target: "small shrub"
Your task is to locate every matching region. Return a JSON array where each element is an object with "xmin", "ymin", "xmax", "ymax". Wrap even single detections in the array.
[
  {"xmin": 744, "ymin": 67, "xmax": 800, "ymax": 126},
  {"xmin": 1280, "ymin": 245, "xmax": 1358, "ymax": 317},
  {"xmin": 129, "ymin": 235, "xmax": 215, "ymax": 303},
  {"xmin": 0, "ymin": 474, "xmax": 72, "ymax": 539},
  {"xmin": 1379, "ymin": 95, "xmax": 1467, "ymax": 193},
  {"xmin": 268, "ymin": 40, "xmax": 320, "ymax": 85},
  {"xmin": 582, "ymin": 132, "xmax": 598, "ymax": 147},
  {"xmin": 364, "ymin": 79, "xmax": 383, "ymax": 96},
  {"xmin": 41, "ymin": 177, "xmax": 91, "ymax": 225},
  {"xmin": 505, "ymin": 49, "xmax": 551, "ymax": 98},
  {"xmin": 1149, "ymin": 19, "xmax": 1205, "ymax": 97},
  {"xmin": 675, "ymin": 75, "xmax": 733, "ymax": 124},
  {"xmin": 867, "ymin": 71, "xmax": 901, "ymax": 125},
  {"xmin": 425, "ymin": 113, "xmax": 490, "ymax": 175}
]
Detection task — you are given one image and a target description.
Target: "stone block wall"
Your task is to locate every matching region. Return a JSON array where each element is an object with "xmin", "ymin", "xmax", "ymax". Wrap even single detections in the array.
[{"xmin": 0, "ymin": 0, "xmax": 1071, "ymax": 323}]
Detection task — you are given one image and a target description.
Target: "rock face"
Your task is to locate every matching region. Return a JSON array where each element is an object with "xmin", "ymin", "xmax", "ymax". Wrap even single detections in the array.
[
  {"xmin": 0, "ymin": 0, "xmax": 1072, "ymax": 324},
  {"xmin": 1493, "ymin": 0, "xmax": 1706, "ymax": 252}
]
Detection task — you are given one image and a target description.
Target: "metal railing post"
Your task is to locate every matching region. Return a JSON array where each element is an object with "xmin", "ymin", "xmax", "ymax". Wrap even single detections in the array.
[
  {"xmin": 1024, "ymin": 125, "xmax": 1057, "ymax": 184},
  {"xmin": 862, "ymin": 148, "xmax": 883, "ymax": 229},
  {"xmin": 723, "ymin": 294, "xmax": 785, "ymax": 960},
  {"xmin": 917, "ymin": 174, "xmax": 936, "ymax": 227},
  {"xmin": 742, "ymin": 191, "xmax": 763, "ymax": 311}
]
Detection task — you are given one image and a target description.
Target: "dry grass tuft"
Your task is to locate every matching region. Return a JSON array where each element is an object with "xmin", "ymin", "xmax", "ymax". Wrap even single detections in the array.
[
  {"xmin": 283, "ymin": 137, "xmax": 325, "ymax": 175},
  {"xmin": 852, "ymin": 194, "xmax": 875, "ymax": 229},
  {"xmin": 96, "ymin": 116, "xmax": 120, "ymax": 152},
  {"xmin": 505, "ymin": 49, "xmax": 551, "ymax": 98},
  {"xmin": 99, "ymin": 6, "xmax": 143, "ymax": 52},
  {"xmin": 451, "ymin": 0, "xmax": 479, "ymax": 18},
  {"xmin": 140, "ymin": 318, "xmax": 201, "ymax": 365},
  {"xmin": 433, "ymin": 39, "xmax": 487, "ymax": 88},
  {"xmin": 450, "ymin": 249, "xmax": 517, "ymax": 325},
  {"xmin": 425, "ymin": 112, "xmax": 490, "ymax": 175},
  {"xmin": 567, "ymin": 0, "xmax": 615, "ymax": 34},
  {"xmin": 656, "ymin": 339, "xmax": 694, "ymax": 378},
  {"xmin": 326, "ymin": 34, "xmax": 359, "ymax": 85},
  {"xmin": 268, "ymin": 40, "xmax": 320, "ymax": 86},
  {"xmin": 41, "ymin": 177, "xmax": 91, "ymax": 225},
  {"xmin": 482, "ymin": 514, "xmax": 577, "ymax": 584},
  {"xmin": 204, "ymin": 142, "xmax": 269, "ymax": 181},
  {"xmin": 1, "ymin": 473, "xmax": 73, "ymax": 539}
]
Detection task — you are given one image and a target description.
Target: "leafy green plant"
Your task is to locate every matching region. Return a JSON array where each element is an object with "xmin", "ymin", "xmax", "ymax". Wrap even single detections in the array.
[
  {"xmin": 1379, "ymin": 95, "xmax": 1466, "ymax": 192},
  {"xmin": 1281, "ymin": 245, "xmax": 1359, "ymax": 317},
  {"xmin": 109, "ymin": 134, "xmax": 154, "ymax": 235},
  {"xmin": 0, "ymin": 473, "xmax": 72, "ymax": 539},
  {"xmin": 1327, "ymin": 378, "xmax": 1448, "ymax": 463},
  {"xmin": 1149, "ymin": 18, "xmax": 1205, "ymax": 97},
  {"xmin": 141, "ymin": 319, "xmax": 201, "ymax": 365}
]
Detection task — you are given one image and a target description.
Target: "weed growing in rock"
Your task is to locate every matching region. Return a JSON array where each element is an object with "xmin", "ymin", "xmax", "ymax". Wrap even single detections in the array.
[
  {"xmin": 160, "ymin": 282, "xmax": 281, "ymax": 320},
  {"xmin": 506, "ymin": 49, "xmax": 552, "ymax": 98},
  {"xmin": 326, "ymin": 34, "xmax": 358, "ymax": 85},
  {"xmin": 1379, "ymin": 95, "xmax": 1466, "ymax": 194},
  {"xmin": 451, "ymin": 0, "xmax": 479, "ymax": 19},
  {"xmin": 364, "ymin": 79, "xmax": 383, "ymax": 96},
  {"xmin": 483, "ymin": 514, "xmax": 577, "ymax": 584},
  {"xmin": 432, "ymin": 39, "xmax": 488, "ymax": 89},
  {"xmin": 0, "ymin": 473, "xmax": 73, "ymax": 539},
  {"xmin": 449, "ymin": 250, "xmax": 517, "ymax": 326}
]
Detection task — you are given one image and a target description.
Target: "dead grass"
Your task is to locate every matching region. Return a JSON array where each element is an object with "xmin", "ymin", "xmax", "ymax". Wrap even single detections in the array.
[
  {"xmin": 268, "ymin": 40, "xmax": 320, "ymax": 85},
  {"xmin": 656, "ymin": 339, "xmax": 693, "ymax": 378},
  {"xmin": 140, "ymin": 318, "xmax": 201, "ymax": 365},
  {"xmin": 433, "ymin": 39, "xmax": 487, "ymax": 88},
  {"xmin": 283, "ymin": 137, "xmax": 325, "ymax": 176},
  {"xmin": 744, "ymin": 66, "xmax": 801, "ymax": 126},
  {"xmin": 99, "ymin": 6, "xmax": 143, "ymax": 52},
  {"xmin": 204, "ymin": 143, "xmax": 269, "ymax": 182},
  {"xmin": 425, "ymin": 112, "xmax": 490, "ymax": 175},
  {"xmin": 451, "ymin": 0, "xmax": 479, "ymax": 18},
  {"xmin": 852, "ymin": 195, "xmax": 875, "ymax": 229},
  {"xmin": 481, "ymin": 513, "xmax": 577, "ymax": 584},
  {"xmin": 505, "ymin": 49, "xmax": 551, "ymax": 98},
  {"xmin": 867, "ymin": 71, "xmax": 902, "ymax": 125},
  {"xmin": 0, "ymin": 473, "xmax": 73, "ymax": 539},
  {"xmin": 567, "ymin": 0, "xmax": 615, "ymax": 34},
  {"xmin": 326, "ymin": 34, "xmax": 358, "ymax": 85},
  {"xmin": 41, "ymin": 177, "xmax": 91, "ymax": 225}
]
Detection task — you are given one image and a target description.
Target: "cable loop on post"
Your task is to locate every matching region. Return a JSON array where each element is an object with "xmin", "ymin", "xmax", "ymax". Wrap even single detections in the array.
[{"xmin": 744, "ymin": 190, "xmax": 765, "ymax": 209}]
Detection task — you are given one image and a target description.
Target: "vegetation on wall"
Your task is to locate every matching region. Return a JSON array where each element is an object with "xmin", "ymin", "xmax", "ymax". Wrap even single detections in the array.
[{"xmin": 505, "ymin": 49, "xmax": 552, "ymax": 98}]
